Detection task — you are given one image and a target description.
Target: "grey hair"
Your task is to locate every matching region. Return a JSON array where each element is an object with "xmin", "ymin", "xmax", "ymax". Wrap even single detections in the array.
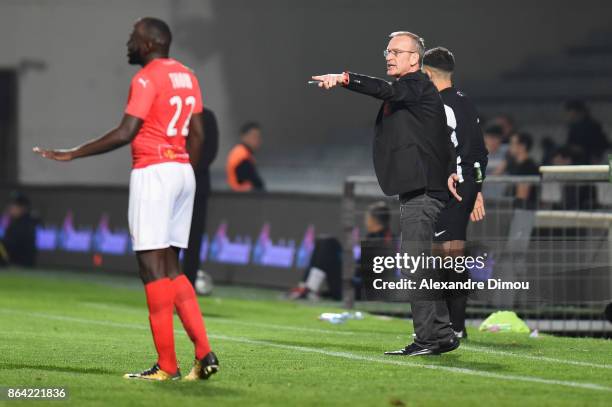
[{"xmin": 389, "ymin": 31, "xmax": 425, "ymax": 66}]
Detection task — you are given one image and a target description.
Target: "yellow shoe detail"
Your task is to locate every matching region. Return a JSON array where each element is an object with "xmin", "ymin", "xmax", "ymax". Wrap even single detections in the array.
[
  {"xmin": 184, "ymin": 359, "xmax": 202, "ymax": 381},
  {"xmin": 124, "ymin": 364, "xmax": 180, "ymax": 381}
]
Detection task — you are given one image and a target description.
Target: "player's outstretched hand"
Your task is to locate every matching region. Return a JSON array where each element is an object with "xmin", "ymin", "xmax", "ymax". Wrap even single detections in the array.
[
  {"xmin": 33, "ymin": 147, "xmax": 74, "ymax": 161},
  {"xmin": 470, "ymin": 192, "xmax": 485, "ymax": 222},
  {"xmin": 447, "ymin": 173, "xmax": 462, "ymax": 202},
  {"xmin": 311, "ymin": 74, "xmax": 346, "ymax": 90}
]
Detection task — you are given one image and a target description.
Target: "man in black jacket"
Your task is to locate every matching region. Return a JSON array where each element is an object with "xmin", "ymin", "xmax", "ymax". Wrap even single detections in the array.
[
  {"xmin": 182, "ymin": 108, "xmax": 219, "ymax": 287},
  {"xmin": 564, "ymin": 99, "xmax": 609, "ymax": 164},
  {"xmin": 313, "ymin": 31, "xmax": 459, "ymax": 356}
]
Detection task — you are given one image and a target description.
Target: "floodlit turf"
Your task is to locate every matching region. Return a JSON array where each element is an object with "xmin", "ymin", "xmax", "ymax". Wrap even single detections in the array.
[{"xmin": 0, "ymin": 268, "xmax": 611, "ymax": 407}]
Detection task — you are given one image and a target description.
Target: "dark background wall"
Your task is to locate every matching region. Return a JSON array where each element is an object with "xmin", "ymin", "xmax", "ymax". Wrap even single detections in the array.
[
  {"xmin": 1, "ymin": 0, "xmax": 610, "ymax": 186},
  {"xmin": 175, "ymin": 0, "xmax": 612, "ymax": 159}
]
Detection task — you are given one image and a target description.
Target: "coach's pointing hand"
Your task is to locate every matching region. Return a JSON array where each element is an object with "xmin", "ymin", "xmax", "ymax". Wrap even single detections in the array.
[
  {"xmin": 312, "ymin": 74, "xmax": 348, "ymax": 89},
  {"xmin": 33, "ymin": 147, "xmax": 74, "ymax": 161}
]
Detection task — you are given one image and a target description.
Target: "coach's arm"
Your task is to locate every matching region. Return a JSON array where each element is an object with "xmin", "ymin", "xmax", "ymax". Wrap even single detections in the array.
[
  {"xmin": 311, "ymin": 73, "xmax": 422, "ymax": 103},
  {"xmin": 33, "ymin": 114, "xmax": 143, "ymax": 161}
]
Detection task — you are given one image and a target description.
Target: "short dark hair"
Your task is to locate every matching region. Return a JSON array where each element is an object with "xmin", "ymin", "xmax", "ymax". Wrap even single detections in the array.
[
  {"xmin": 564, "ymin": 99, "xmax": 588, "ymax": 114},
  {"xmin": 367, "ymin": 201, "xmax": 391, "ymax": 230},
  {"xmin": 9, "ymin": 191, "xmax": 30, "ymax": 209},
  {"xmin": 484, "ymin": 125, "xmax": 504, "ymax": 138},
  {"xmin": 140, "ymin": 17, "xmax": 172, "ymax": 51},
  {"xmin": 240, "ymin": 121, "xmax": 261, "ymax": 136},
  {"xmin": 512, "ymin": 132, "xmax": 533, "ymax": 152},
  {"xmin": 494, "ymin": 113, "xmax": 515, "ymax": 127},
  {"xmin": 553, "ymin": 146, "xmax": 574, "ymax": 161},
  {"xmin": 423, "ymin": 47, "xmax": 455, "ymax": 73}
]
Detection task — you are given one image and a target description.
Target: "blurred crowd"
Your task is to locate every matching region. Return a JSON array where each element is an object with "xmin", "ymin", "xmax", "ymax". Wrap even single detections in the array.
[{"xmin": 482, "ymin": 99, "xmax": 609, "ymax": 209}]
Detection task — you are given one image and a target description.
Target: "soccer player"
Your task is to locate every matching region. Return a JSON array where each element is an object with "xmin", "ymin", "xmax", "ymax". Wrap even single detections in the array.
[
  {"xmin": 33, "ymin": 17, "xmax": 218, "ymax": 381},
  {"xmin": 423, "ymin": 47, "xmax": 488, "ymax": 340}
]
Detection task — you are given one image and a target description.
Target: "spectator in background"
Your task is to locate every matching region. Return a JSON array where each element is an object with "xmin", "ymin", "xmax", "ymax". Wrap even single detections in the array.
[
  {"xmin": 491, "ymin": 114, "xmax": 515, "ymax": 144},
  {"xmin": 507, "ymin": 132, "xmax": 539, "ymax": 208},
  {"xmin": 540, "ymin": 136, "xmax": 557, "ymax": 166},
  {"xmin": 226, "ymin": 122, "xmax": 265, "ymax": 192},
  {"xmin": 287, "ymin": 201, "xmax": 393, "ymax": 302},
  {"xmin": 483, "ymin": 125, "xmax": 508, "ymax": 176},
  {"xmin": 363, "ymin": 201, "xmax": 392, "ymax": 241},
  {"xmin": 500, "ymin": 133, "xmax": 539, "ymax": 308},
  {"xmin": 287, "ymin": 236, "xmax": 342, "ymax": 301},
  {"xmin": 564, "ymin": 99, "xmax": 609, "ymax": 164},
  {"xmin": 354, "ymin": 201, "xmax": 394, "ymax": 301},
  {"xmin": 0, "ymin": 192, "xmax": 38, "ymax": 267},
  {"xmin": 552, "ymin": 146, "xmax": 598, "ymax": 209},
  {"xmin": 482, "ymin": 125, "xmax": 509, "ymax": 199},
  {"xmin": 183, "ymin": 108, "xmax": 219, "ymax": 288}
]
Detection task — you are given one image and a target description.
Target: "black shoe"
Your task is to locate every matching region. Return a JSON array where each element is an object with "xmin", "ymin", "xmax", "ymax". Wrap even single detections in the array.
[
  {"xmin": 436, "ymin": 336, "xmax": 460, "ymax": 354},
  {"xmin": 384, "ymin": 342, "xmax": 435, "ymax": 356},
  {"xmin": 184, "ymin": 352, "xmax": 219, "ymax": 381}
]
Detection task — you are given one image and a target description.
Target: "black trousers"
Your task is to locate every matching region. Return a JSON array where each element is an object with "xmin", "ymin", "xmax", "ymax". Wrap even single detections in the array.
[
  {"xmin": 400, "ymin": 194, "xmax": 454, "ymax": 349},
  {"xmin": 182, "ymin": 192, "xmax": 209, "ymax": 287}
]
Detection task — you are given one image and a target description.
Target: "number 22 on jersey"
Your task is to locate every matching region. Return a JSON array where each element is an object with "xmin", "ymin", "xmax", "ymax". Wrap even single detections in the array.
[{"xmin": 167, "ymin": 95, "xmax": 195, "ymax": 137}]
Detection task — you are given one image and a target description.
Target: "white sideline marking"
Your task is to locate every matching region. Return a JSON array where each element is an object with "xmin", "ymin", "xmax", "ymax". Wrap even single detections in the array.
[
  {"xmin": 1, "ymin": 309, "xmax": 611, "ymax": 392},
  {"xmin": 210, "ymin": 334, "xmax": 612, "ymax": 393},
  {"xmin": 81, "ymin": 302, "xmax": 355, "ymax": 336},
  {"xmin": 79, "ymin": 302, "xmax": 612, "ymax": 370},
  {"xmin": 460, "ymin": 344, "xmax": 612, "ymax": 370},
  {"xmin": 211, "ymin": 317, "xmax": 356, "ymax": 336},
  {"xmin": 231, "ymin": 323, "xmax": 612, "ymax": 370},
  {"xmin": 217, "ymin": 319, "xmax": 612, "ymax": 371}
]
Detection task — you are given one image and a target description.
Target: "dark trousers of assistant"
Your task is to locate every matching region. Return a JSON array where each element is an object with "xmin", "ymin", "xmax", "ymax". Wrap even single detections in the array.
[
  {"xmin": 400, "ymin": 194, "xmax": 454, "ymax": 349},
  {"xmin": 182, "ymin": 192, "xmax": 209, "ymax": 287}
]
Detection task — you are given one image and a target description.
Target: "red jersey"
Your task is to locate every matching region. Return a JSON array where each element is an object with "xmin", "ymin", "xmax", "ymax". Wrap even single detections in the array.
[{"xmin": 125, "ymin": 58, "xmax": 203, "ymax": 169}]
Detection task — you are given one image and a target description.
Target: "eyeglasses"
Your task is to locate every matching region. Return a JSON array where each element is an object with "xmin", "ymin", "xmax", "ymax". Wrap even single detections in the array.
[{"xmin": 383, "ymin": 49, "xmax": 417, "ymax": 58}]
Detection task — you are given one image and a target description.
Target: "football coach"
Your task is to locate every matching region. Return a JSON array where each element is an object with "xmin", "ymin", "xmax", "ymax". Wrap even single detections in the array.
[{"xmin": 312, "ymin": 31, "xmax": 459, "ymax": 356}]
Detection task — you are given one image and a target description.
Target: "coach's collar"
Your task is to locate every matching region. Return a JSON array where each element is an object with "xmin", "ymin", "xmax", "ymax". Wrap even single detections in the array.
[{"xmin": 397, "ymin": 71, "xmax": 426, "ymax": 81}]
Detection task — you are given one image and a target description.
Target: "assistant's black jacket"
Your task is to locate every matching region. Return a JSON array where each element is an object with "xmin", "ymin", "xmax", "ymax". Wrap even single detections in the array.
[
  {"xmin": 440, "ymin": 87, "xmax": 488, "ymax": 189},
  {"xmin": 345, "ymin": 71, "xmax": 454, "ymax": 198}
]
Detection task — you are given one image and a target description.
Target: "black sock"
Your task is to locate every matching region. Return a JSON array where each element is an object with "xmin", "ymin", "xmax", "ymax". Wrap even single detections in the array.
[{"xmin": 446, "ymin": 294, "xmax": 468, "ymax": 332}]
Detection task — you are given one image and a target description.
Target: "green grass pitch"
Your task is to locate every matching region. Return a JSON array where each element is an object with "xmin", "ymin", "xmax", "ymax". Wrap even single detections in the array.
[{"xmin": 0, "ymin": 268, "xmax": 611, "ymax": 406}]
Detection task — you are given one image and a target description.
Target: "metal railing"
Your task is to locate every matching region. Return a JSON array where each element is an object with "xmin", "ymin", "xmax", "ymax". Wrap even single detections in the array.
[{"xmin": 342, "ymin": 166, "xmax": 612, "ymax": 336}]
